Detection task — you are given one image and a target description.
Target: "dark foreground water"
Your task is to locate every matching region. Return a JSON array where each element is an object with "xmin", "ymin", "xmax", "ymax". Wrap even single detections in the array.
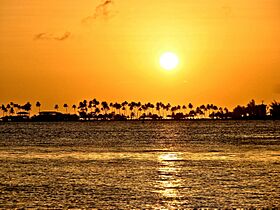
[{"xmin": 0, "ymin": 120, "xmax": 279, "ymax": 209}]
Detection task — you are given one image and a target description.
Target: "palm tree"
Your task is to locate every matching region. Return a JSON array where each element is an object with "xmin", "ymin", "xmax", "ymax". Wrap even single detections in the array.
[
  {"xmin": 63, "ymin": 104, "xmax": 68, "ymax": 113},
  {"xmin": 130, "ymin": 111, "xmax": 135, "ymax": 120},
  {"xmin": 83, "ymin": 100, "xmax": 88, "ymax": 109},
  {"xmin": 72, "ymin": 104, "xmax": 77, "ymax": 113},
  {"xmin": 9, "ymin": 107, "xmax": 15, "ymax": 116},
  {"xmin": 206, "ymin": 104, "xmax": 211, "ymax": 118},
  {"xmin": 9, "ymin": 102, "xmax": 14, "ymax": 115},
  {"xmin": 36, "ymin": 101, "xmax": 41, "ymax": 113},
  {"xmin": 115, "ymin": 103, "xmax": 122, "ymax": 114},
  {"xmin": 246, "ymin": 99, "xmax": 256, "ymax": 118},
  {"xmin": 149, "ymin": 103, "xmax": 154, "ymax": 115},
  {"xmin": 200, "ymin": 104, "xmax": 206, "ymax": 118},
  {"xmin": 122, "ymin": 106, "xmax": 126, "ymax": 116},
  {"xmin": 6, "ymin": 104, "xmax": 11, "ymax": 115},
  {"xmin": 1, "ymin": 104, "xmax": 7, "ymax": 116},
  {"xmin": 89, "ymin": 101, "xmax": 93, "ymax": 112},
  {"xmin": 101, "ymin": 101, "xmax": 109, "ymax": 114},
  {"xmin": 164, "ymin": 103, "xmax": 171, "ymax": 118},
  {"xmin": 121, "ymin": 101, "xmax": 128, "ymax": 116},
  {"xmin": 196, "ymin": 107, "xmax": 204, "ymax": 119},
  {"xmin": 171, "ymin": 106, "xmax": 177, "ymax": 115},
  {"xmin": 156, "ymin": 102, "xmax": 161, "ymax": 117},
  {"xmin": 78, "ymin": 100, "xmax": 88, "ymax": 113},
  {"xmin": 22, "ymin": 102, "xmax": 32, "ymax": 116},
  {"xmin": 92, "ymin": 98, "xmax": 99, "ymax": 107},
  {"xmin": 128, "ymin": 102, "xmax": 134, "ymax": 118},
  {"xmin": 270, "ymin": 101, "xmax": 280, "ymax": 119},
  {"xmin": 128, "ymin": 102, "xmax": 138, "ymax": 119},
  {"xmin": 110, "ymin": 102, "xmax": 115, "ymax": 113},
  {"xmin": 95, "ymin": 107, "xmax": 101, "ymax": 115},
  {"xmin": 136, "ymin": 102, "xmax": 142, "ymax": 118},
  {"xmin": 177, "ymin": 105, "xmax": 181, "ymax": 114},
  {"xmin": 224, "ymin": 107, "xmax": 229, "ymax": 119},
  {"xmin": 232, "ymin": 105, "xmax": 246, "ymax": 119},
  {"xmin": 182, "ymin": 105, "xmax": 187, "ymax": 118},
  {"xmin": 188, "ymin": 103, "xmax": 193, "ymax": 116},
  {"xmin": 142, "ymin": 104, "xmax": 148, "ymax": 116},
  {"xmin": 92, "ymin": 98, "xmax": 100, "ymax": 115},
  {"xmin": 13, "ymin": 104, "xmax": 20, "ymax": 114},
  {"xmin": 54, "ymin": 104, "xmax": 59, "ymax": 111}
]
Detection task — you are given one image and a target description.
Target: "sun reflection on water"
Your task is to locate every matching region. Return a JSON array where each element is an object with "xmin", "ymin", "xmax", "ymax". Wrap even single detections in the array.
[{"xmin": 156, "ymin": 152, "xmax": 184, "ymax": 208}]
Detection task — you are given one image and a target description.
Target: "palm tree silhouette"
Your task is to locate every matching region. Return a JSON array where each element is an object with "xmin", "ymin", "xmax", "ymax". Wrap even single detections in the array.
[
  {"xmin": 95, "ymin": 107, "xmax": 100, "ymax": 116},
  {"xmin": 78, "ymin": 100, "xmax": 88, "ymax": 113},
  {"xmin": 36, "ymin": 101, "xmax": 41, "ymax": 113},
  {"xmin": 156, "ymin": 102, "xmax": 161, "ymax": 117},
  {"xmin": 270, "ymin": 101, "xmax": 280, "ymax": 119},
  {"xmin": 63, "ymin": 104, "xmax": 68, "ymax": 113},
  {"xmin": 6, "ymin": 104, "xmax": 11, "ymax": 115},
  {"xmin": 200, "ymin": 104, "xmax": 206, "ymax": 118},
  {"xmin": 13, "ymin": 104, "xmax": 19, "ymax": 114},
  {"xmin": 128, "ymin": 102, "xmax": 136, "ymax": 119},
  {"xmin": 188, "ymin": 103, "xmax": 193, "ymax": 110},
  {"xmin": 22, "ymin": 102, "xmax": 32, "ymax": 116},
  {"xmin": 54, "ymin": 104, "xmax": 59, "ymax": 111},
  {"xmin": 136, "ymin": 102, "xmax": 142, "ymax": 118},
  {"xmin": 92, "ymin": 98, "xmax": 99, "ymax": 107},
  {"xmin": 1, "ymin": 104, "xmax": 7, "ymax": 117},
  {"xmin": 10, "ymin": 107, "xmax": 15, "ymax": 116},
  {"xmin": 115, "ymin": 103, "xmax": 122, "ymax": 114},
  {"xmin": 92, "ymin": 98, "xmax": 100, "ymax": 115},
  {"xmin": 206, "ymin": 104, "xmax": 211, "ymax": 118},
  {"xmin": 165, "ymin": 103, "xmax": 171, "ymax": 118},
  {"xmin": 2, "ymin": 99, "xmax": 276, "ymax": 121},
  {"xmin": 72, "ymin": 104, "xmax": 77, "ymax": 113},
  {"xmin": 121, "ymin": 101, "xmax": 128, "ymax": 116},
  {"xmin": 89, "ymin": 101, "xmax": 93, "ymax": 113},
  {"xmin": 101, "ymin": 101, "xmax": 109, "ymax": 114},
  {"xmin": 109, "ymin": 102, "xmax": 115, "ymax": 113},
  {"xmin": 182, "ymin": 105, "xmax": 187, "ymax": 114}
]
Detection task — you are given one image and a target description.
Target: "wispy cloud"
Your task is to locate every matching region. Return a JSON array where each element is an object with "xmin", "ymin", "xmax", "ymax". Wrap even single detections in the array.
[
  {"xmin": 34, "ymin": 32, "xmax": 71, "ymax": 41},
  {"xmin": 82, "ymin": 0, "xmax": 116, "ymax": 24},
  {"xmin": 34, "ymin": 1, "xmax": 117, "ymax": 40}
]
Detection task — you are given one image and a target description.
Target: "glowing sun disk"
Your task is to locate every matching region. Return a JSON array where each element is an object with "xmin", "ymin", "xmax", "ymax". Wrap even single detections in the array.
[{"xmin": 159, "ymin": 52, "xmax": 179, "ymax": 71}]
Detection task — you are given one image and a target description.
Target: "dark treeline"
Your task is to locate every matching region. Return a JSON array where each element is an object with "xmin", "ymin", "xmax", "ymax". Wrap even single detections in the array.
[{"xmin": 1, "ymin": 99, "xmax": 280, "ymax": 122}]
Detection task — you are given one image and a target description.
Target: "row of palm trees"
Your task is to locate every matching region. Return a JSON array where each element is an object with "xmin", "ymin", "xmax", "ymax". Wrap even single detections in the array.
[
  {"xmin": 1, "ymin": 99, "xmax": 224, "ymax": 119},
  {"xmin": 1, "ymin": 102, "xmax": 31, "ymax": 116},
  {"xmin": 1, "ymin": 99, "xmax": 279, "ymax": 120},
  {"xmin": 71, "ymin": 99, "xmax": 225, "ymax": 120}
]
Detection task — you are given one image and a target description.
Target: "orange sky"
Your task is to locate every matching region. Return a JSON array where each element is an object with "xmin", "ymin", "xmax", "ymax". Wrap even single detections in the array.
[{"xmin": 0, "ymin": 0, "xmax": 279, "ymax": 110}]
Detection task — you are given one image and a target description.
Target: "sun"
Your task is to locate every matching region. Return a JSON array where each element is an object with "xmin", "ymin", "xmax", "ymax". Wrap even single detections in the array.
[{"xmin": 159, "ymin": 52, "xmax": 179, "ymax": 71}]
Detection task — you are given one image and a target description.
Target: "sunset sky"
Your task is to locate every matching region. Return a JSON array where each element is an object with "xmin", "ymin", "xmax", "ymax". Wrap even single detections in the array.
[{"xmin": 0, "ymin": 0, "xmax": 279, "ymax": 110}]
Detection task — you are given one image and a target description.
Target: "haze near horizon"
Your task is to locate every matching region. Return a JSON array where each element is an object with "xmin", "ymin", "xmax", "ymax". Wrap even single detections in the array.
[{"xmin": 0, "ymin": 0, "xmax": 279, "ymax": 110}]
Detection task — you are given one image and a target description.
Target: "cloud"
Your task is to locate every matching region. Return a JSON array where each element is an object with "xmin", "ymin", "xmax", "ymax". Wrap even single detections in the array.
[
  {"xmin": 34, "ymin": 32, "xmax": 71, "ymax": 41},
  {"xmin": 34, "ymin": 1, "xmax": 117, "ymax": 40},
  {"xmin": 82, "ymin": 0, "xmax": 116, "ymax": 24},
  {"xmin": 54, "ymin": 32, "xmax": 71, "ymax": 41}
]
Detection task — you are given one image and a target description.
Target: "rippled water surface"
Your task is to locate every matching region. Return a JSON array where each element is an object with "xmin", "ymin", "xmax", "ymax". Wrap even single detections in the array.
[{"xmin": 0, "ymin": 121, "xmax": 279, "ymax": 208}]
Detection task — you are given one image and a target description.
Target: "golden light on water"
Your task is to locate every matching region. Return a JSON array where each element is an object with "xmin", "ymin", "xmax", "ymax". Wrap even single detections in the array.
[{"xmin": 156, "ymin": 152, "xmax": 183, "ymax": 207}]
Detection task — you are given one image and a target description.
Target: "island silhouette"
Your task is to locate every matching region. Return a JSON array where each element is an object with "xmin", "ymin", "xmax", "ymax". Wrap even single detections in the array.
[{"xmin": 1, "ymin": 99, "xmax": 279, "ymax": 122}]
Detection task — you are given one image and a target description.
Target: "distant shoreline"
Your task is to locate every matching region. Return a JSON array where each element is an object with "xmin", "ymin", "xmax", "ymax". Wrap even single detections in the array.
[
  {"xmin": 1, "ymin": 99, "xmax": 280, "ymax": 122},
  {"xmin": 0, "ymin": 118, "xmax": 279, "ymax": 123}
]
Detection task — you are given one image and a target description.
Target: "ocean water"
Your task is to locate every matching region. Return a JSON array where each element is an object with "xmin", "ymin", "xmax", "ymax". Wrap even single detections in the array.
[{"xmin": 0, "ymin": 120, "xmax": 279, "ymax": 208}]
